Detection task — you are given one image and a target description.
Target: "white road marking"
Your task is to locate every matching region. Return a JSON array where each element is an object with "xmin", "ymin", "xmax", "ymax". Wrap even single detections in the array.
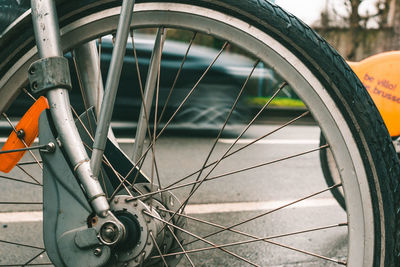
[
  {"xmin": 0, "ymin": 138, "xmax": 318, "ymax": 145},
  {"xmin": 0, "ymin": 211, "xmax": 42, "ymax": 223},
  {"xmin": 115, "ymin": 138, "xmax": 136, "ymax": 144},
  {"xmin": 218, "ymin": 139, "xmax": 319, "ymax": 145},
  {"xmin": 185, "ymin": 198, "xmax": 337, "ymax": 214},
  {"xmin": 0, "ymin": 199, "xmax": 337, "ymax": 223}
]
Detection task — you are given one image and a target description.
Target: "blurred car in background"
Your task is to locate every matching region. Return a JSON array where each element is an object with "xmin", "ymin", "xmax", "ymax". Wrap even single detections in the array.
[
  {"xmin": 2, "ymin": 1, "xmax": 307, "ymax": 134},
  {"xmin": 5, "ymin": 31, "xmax": 292, "ymax": 136},
  {"xmin": 69, "ymin": 35, "xmax": 281, "ymax": 128},
  {"xmin": 10, "ymin": 34, "xmax": 282, "ymax": 128}
]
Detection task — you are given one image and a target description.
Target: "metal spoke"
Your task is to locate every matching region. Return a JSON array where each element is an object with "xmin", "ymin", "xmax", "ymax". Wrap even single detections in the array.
[
  {"xmin": 167, "ymin": 110, "xmax": 310, "ymax": 189},
  {"xmin": 167, "ymin": 225, "xmax": 195, "ymax": 267},
  {"xmin": 108, "ymin": 157, "xmax": 146, "ymax": 201},
  {"xmin": 164, "ymin": 82, "xmax": 287, "ymax": 225},
  {"xmin": 0, "ymin": 201, "xmax": 42, "ymax": 204},
  {"xmin": 128, "ymin": 144, "xmax": 329, "ymax": 202},
  {"xmin": 0, "ymin": 239, "xmax": 44, "ymax": 250},
  {"xmin": 130, "ymin": 29, "xmax": 163, "ymax": 188},
  {"xmin": 143, "ymin": 211, "xmax": 260, "ymax": 267},
  {"xmin": 121, "ymin": 42, "xmax": 230, "ymax": 206},
  {"xmin": 156, "ymin": 232, "xmax": 346, "ymax": 265},
  {"xmin": 73, "ymin": 39, "xmax": 120, "ymax": 146},
  {"xmin": 139, "ymin": 251, "xmax": 146, "ymax": 267},
  {"xmin": 71, "ymin": 49, "xmax": 95, "ymax": 136},
  {"xmin": 0, "ymin": 175, "xmax": 42, "ymax": 186},
  {"xmin": 102, "ymin": 156, "xmax": 135, "ymax": 198},
  {"xmin": 171, "ymin": 58, "xmax": 261, "ymax": 224},
  {"xmin": 70, "ymin": 107, "xmax": 94, "ymax": 143},
  {"xmin": 154, "ymin": 41, "xmax": 229, "ymax": 141},
  {"xmin": 127, "ymin": 30, "xmax": 195, "ymax": 190},
  {"xmin": 151, "ymin": 185, "xmax": 346, "ymax": 265},
  {"xmin": 156, "ymin": 31, "xmax": 197, "ymax": 126},
  {"xmin": 113, "ymin": 40, "xmax": 230, "ymax": 199},
  {"xmin": 134, "ymin": 183, "xmax": 343, "ymax": 257},
  {"xmin": 2, "ymin": 113, "xmax": 43, "ymax": 169},
  {"xmin": 23, "ymin": 88, "xmax": 37, "ymax": 102},
  {"xmin": 23, "ymin": 249, "xmax": 46, "ymax": 266},
  {"xmin": 257, "ymin": 223, "xmax": 348, "ymax": 240},
  {"xmin": 155, "ymin": 222, "xmax": 346, "ymax": 265},
  {"xmin": 132, "ymin": 27, "xmax": 166, "ymax": 163},
  {"xmin": 190, "ymin": 81, "xmax": 287, "ymax": 179},
  {"xmin": 187, "ymin": 59, "xmax": 260, "ymax": 196},
  {"xmin": 70, "ymin": 106, "xmax": 111, "ymax": 197},
  {"xmin": 190, "ymin": 183, "xmax": 342, "ymax": 246},
  {"xmin": 148, "ymin": 27, "xmax": 166, "ymax": 210},
  {"xmin": 159, "ymin": 206, "xmax": 347, "ymax": 248},
  {"xmin": 0, "ymin": 144, "xmax": 50, "ymax": 154},
  {"xmin": 17, "ymin": 161, "xmax": 43, "ymax": 166},
  {"xmin": 205, "ymin": 144, "xmax": 329, "ymax": 182},
  {"xmin": 71, "ymin": 101, "xmax": 135, "ymax": 199},
  {"xmin": 16, "ymin": 164, "xmax": 42, "ymax": 185},
  {"xmin": 150, "ymin": 231, "xmax": 169, "ymax": 267},
  {"xmin": 116, "ymin": 109, "xmax": 311, "ymax": 200},
  {"xmin": 81, "ymin": 140, "xmax": 135, "ymax": 199},
  {"xmin": 106, "ymin": 30, "xmax": 164, "ymax": 200}
]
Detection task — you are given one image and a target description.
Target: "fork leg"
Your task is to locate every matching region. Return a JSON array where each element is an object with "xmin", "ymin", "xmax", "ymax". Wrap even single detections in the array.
[
  {"xmin": 31, "ymin": 0, "xmax": 110, "ymax": 216},
  {"xmin": 73, "ymin": 41, "xmax": 119, "ymax": 146},
  {"xmin": 90, "ymin": 0, "xmax": 136, "ymax": 177}
]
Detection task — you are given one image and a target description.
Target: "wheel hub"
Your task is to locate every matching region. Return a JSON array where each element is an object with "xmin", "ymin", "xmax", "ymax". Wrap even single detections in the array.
[
  {"xmin": 108, "ymin": 187, "xmax": 186, "ymax": 266},
  {"xmin": 108, "ymin": 195, "xmax": 163, "ymax": 265}
]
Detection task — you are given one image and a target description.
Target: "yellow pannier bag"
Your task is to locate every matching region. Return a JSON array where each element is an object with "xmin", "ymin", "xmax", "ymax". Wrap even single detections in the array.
[{"xmin": 349, "ymin": 51, "xmax": 400, "ymax": 137}]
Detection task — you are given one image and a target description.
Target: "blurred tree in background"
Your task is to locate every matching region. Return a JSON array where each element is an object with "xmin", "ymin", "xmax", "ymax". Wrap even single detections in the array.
[
  {"xmin": 319, "ymin": 0, "xmax": 393, "ymax": 28},
  {"xmin": 317, "ymin": 0, "xmax": 400, "ymax": 60}
]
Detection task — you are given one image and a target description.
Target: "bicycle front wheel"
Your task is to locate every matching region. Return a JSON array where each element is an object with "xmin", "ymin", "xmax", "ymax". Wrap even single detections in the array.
[{"xmin": 0, "ymin": 0, "xmax": 399, "ymax": 266}]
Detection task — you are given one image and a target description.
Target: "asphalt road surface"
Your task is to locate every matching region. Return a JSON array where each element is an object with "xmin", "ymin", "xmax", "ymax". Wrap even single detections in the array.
[{"xmin": 0, "ymin": 123, "xmax": 347, "ymax": 266}]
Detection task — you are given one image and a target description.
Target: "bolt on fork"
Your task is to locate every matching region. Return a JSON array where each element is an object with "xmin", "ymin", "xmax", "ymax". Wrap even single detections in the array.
[{"xmin": 30, "ymin": 0, "xmax": 136, "ymax": 241}]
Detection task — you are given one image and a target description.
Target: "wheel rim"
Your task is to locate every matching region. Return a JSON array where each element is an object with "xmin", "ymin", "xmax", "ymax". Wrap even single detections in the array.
[{"xmin": 0, "ymin": 2, "xmax": 378, "ymax": 266}]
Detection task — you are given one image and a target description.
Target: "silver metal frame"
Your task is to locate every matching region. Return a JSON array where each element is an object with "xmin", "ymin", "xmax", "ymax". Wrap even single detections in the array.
[
  {"xmin": 31, "ymin": 0, "xmax": 137, "ymax": 219},
  {"xmin": 73, "ymin": 41, "xmax": 119, "ymax": 146},
  {"xmin": 30, "ymin": 0, "xmax": 110, "ymax": 216},
  {"xmin": 132, "ymin": 27, "xmax": 166, "ymax": 162},
  {"xmin": 90, "ymin": 0, "xmax": 136, "ymax": 177},
  {"xmin": 73, "ymin": 41, "xmax": 104, "ymax": 118}
]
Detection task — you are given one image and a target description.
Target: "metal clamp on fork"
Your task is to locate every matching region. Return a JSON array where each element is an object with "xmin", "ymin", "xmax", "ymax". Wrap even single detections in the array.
[{"xmin": 28, "ymin": 56, "xmax": 72, "ymax": 94}]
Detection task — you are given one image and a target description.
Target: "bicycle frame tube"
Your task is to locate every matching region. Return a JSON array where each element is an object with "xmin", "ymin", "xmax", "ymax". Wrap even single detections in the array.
[
  {"xmin": 132, "ymin": 27, "xmax": 166, "ymax": 163},
  {"xmin": 73, "ymin": 41, "xmax": 119, "ymax": 147},
  {"xmin": 73, "ymin": 41, "xmax": 105, "ymax": 119},
  {"xmin": 90, "ymin": 0, "xmax": 136, "ymax": 177},
  {"xmin": 30, "ymin": 0, "xmax": 110, "ymax": 216}
]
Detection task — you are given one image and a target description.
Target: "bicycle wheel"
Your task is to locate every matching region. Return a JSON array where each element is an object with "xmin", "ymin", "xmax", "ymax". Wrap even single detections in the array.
[{"xmin": 0, "ymin": 0, "xmax": 399, "ymax": 266}]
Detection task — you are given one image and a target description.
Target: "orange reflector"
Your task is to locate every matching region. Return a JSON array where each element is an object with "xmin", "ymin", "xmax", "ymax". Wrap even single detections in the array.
[
  {"xmin": 0, "ymin": 96, "xmax": 49, "ymax": 173},
  {"xmin": 348, "ymin": 51, "xmax": 400, "ymax": 137}
]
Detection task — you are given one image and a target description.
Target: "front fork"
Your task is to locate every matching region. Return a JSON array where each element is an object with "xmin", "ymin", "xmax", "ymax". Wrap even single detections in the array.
[
  {"xmin": 30, "ymin": 0, "xmax": 132, "ymax": 236},
  {"xmin": 31, "ymin": 0, "xmax": 110, "ymax": 217}
]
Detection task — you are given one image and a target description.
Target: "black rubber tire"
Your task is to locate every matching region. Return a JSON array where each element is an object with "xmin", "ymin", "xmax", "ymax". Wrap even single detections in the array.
[{"xmin": 1, "ymin": 1, "xmax": 399, "ymax": 266}]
